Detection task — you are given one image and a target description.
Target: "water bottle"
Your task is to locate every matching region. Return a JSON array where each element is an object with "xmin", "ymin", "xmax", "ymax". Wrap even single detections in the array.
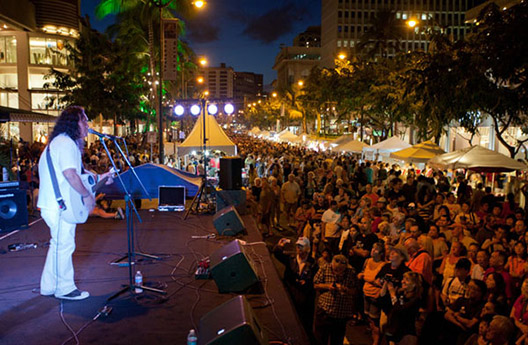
[
  {"xmin": 135, "ymin": 271, "xmax": 143, "ymax": 293},
  {"xmin": 187, "ymin": 329, "xmax": 197, "ymax": 345},
  {"xmin": 8, "ymin": 243, "xmax": 37, "ymax": 251}
]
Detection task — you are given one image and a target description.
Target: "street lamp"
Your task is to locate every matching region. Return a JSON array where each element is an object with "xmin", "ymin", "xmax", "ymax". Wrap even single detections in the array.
[{"xmin": 152, "ymin": 0, "xmax": 204, "ymax": 165}]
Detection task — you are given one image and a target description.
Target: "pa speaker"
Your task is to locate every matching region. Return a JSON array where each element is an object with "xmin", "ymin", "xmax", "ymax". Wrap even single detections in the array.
[
  {"xmin": 198, "ymin": 295, "xmax": 268, "ymax": 345},
  {"xmin": 210, "ymin": 239, "xmax": 259, "ymax": 293},
  {"xmin": 0, "ymin": 189, "xmax": 29, "ymax": 232},
  {"xmin": 216, "ymin": 189, "xmax": 248, "ymax": 215},
  {"xmin": 219, "ymin": 157, "xmax": 242, "ymax": 190},
  {"xmin": 213, "ymin": 205, "xmax": 245, "ymax": 236}
]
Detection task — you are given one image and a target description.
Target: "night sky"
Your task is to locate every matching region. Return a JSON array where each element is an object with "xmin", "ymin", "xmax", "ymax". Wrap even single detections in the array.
[{"xmin": 81, "ymin": 0, "xmax": 322, "ymax": 86}]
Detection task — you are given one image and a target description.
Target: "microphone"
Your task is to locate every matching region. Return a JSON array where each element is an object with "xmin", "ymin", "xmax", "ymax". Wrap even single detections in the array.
[{"xmin": 88, "ymin": 128, "xmax": 121, "ymax": 140}]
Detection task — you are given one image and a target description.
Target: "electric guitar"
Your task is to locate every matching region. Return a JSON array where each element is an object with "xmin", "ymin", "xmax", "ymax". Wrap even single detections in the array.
[{"xmin": 61, "ymin": 169, "xmax": 117, "ymax": 224}]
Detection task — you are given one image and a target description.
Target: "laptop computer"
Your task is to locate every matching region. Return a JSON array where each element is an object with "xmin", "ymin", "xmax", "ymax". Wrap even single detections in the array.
[{"xmin": 158, "ymin": 186, "xmax": 186, "ymax": 211}]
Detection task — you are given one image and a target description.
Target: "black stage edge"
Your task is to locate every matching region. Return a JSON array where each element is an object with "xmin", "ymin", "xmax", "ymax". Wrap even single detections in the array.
[{"xmin": 0, "ymin": 211, "xmax": 309, "ymax": 345}]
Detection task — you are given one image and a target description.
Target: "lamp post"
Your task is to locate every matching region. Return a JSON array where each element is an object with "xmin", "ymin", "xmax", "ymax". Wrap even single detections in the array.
[{"xmin": 151, "ymin": 0, "xmax": 204, "ymax": 165}]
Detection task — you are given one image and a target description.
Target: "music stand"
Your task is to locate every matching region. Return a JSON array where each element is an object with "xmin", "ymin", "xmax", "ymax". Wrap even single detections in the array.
[{"xmin": 92, "ymin": 133, "xmax": 166, "ymax": 300}]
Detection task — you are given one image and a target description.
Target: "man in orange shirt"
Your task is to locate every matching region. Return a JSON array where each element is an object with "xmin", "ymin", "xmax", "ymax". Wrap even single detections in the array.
[{"xmin": 404, "ymin": 237, "xmax": 433, "ymax": 285}]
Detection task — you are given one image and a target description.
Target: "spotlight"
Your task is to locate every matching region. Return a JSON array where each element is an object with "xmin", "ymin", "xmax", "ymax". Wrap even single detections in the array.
[
  {"xmin": 190, "ymin": 104, "xmax": 201, "ymax": 116},
  {"xmin": 207, "ymin": 104, "xmax": 218, "ymax": 115},
  {"xmin": 174, "ymin": 105, "xmax": 184, "ymax": 116},
  {"xmin": 224, "ymin": 103, "xmax": 234, "ymax": 114}
]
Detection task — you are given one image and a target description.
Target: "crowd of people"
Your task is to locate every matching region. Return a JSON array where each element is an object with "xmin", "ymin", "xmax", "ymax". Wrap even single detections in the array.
[
  {"xmin": 5, "ymin": 126, "xmax": 528, "ymax": 344},
  {"xmin": 234, "ymin": 132, "xmax": 528, "ymax": 345}
]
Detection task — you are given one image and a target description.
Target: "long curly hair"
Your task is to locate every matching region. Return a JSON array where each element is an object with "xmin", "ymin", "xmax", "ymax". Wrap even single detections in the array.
[{"xmin": 49, "ymin": 106, "xmax": 85, "ymax": 142}]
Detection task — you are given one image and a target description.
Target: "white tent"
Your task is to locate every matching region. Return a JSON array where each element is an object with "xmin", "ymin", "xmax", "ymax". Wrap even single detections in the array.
[
  {"xmin": 277, "ymin": 130, "xmax": 298, "ymax": 143},
  {"xmin": 248, "ymin": 126, "xmax": 261, "ymax": 136},
  {"xmin": 364, "ymin": 136, "xmax": 411, "ymax": 153},
  {"xmin": 331, "ymin": 139, "xmax": 369, "ymax": 153},
  {"xmin": 331, "ymin": 134, "xmax": 355, "ymax": 147},
  {"xmin": 390, "ymin": 140, "xmax": 445, "ymax": 163},
  {"xmin": 176, "ymin": 113, "xmax": 237, "ymax": 156},
  {"xmin": 258, "ymin": 130, "xmax": 271, "ymax": 139},
  {"xmin": 428, "ymin": 145, "xmax": 527, "ymax": 172}
]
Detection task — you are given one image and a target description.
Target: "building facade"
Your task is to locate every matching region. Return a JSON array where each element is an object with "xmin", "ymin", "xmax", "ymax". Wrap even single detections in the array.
[
  {"xmin": 233, "ymin": 71, "xmax": 263, "ymax": 112},
  {"xmin": 321, "ymin": 0, "xmax": 477, "ymax": 67},
  {"xmin": 0, "ymin": 0, "xmax": 79, "ymax": 141},
  {"xmin": 273, "ymin": 26, "xmax": 322, "ymax": 90}
]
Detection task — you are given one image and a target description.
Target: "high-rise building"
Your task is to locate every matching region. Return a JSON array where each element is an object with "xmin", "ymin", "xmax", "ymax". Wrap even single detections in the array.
[
  {"xmin": 233, "ymin": 72, "xmax": 263, "ymax": 112},
  {"xmin": 273, "ymin": 26, "xmax": 321, "ymax": 89},
  {"xmin": 203, "ymin": 63, "xmax": 234, "ymax": 100},
  {"xmin": 0, "ymin": 0, "xmax": 80, "ymax": 140},
  {"xmin": 321, "ymin": 0, "xmax": 479, "ymax": 67}
]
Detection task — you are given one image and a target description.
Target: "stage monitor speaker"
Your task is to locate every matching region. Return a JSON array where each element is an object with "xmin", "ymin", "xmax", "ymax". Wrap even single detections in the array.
[
  {"xmin": 219, "ymin": 157, "xmax": 242, "ymax": 190},
  {"xmin": 213, "ymin": 205, "xmax": 245, "ymax": 236},
  {"xmin": 210, "ymin": 239, "xmax": 259, "ymax": 293},
  {"xmin": 216, "ymin": 189, "xmax": 248, "ymax": 215},
  {"xmin": 0, "ymin": 189, "xmax": 29, "ymax": 232},
  {"xmin": 198, "ymin": 295, "xmax": 268, "ymax": 345}
]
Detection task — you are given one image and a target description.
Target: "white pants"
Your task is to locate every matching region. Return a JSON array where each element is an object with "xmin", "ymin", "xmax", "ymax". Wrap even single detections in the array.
[{"xmin": 40, "ymin": 208, "xmax": 77, "ymax": 296}]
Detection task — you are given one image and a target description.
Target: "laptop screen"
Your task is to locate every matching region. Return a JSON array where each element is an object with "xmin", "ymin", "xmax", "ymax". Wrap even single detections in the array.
[{"xmin": 158, "ymin": 186, "xmax": 185, "ymax": 206}]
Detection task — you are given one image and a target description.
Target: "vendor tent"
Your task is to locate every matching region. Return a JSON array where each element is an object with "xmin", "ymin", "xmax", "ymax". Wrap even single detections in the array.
[
  {"xmin": 390, "ymin": 140, "xmax": 445, "ymax": 163},
  {"xmin": 331, "ymin": 134, "xmax": 355, "ymax": 147},
  {"xmin": 248, "ymin": 126, "xmax": 261, "ymax": 135},
  {"xmin": 258, "ymin": 130, "xmax": 271, "ymax": 139},
  {"xmin": 428, "ymin": 145, "xmax": 527, "ymax": 172},
  {"xmin": 177, "ymin": 113, "xmax": 237, "ymax": 156},
  {"xmin": 331, "ymin": 139, "xmax": 369, "ymax": 153},
  {"xmin": 364, "ymin": 136, "xmax": 411, "ymax": 153},
  {"xmin": 277, "ymin": 130, "xmax": 298, "ymax": 143}
]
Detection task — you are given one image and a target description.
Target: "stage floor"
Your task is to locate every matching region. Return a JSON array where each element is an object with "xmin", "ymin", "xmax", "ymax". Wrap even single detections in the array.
[{"xmin": 0, "ymin": 209, "xmax": 309, "ymax": 345}]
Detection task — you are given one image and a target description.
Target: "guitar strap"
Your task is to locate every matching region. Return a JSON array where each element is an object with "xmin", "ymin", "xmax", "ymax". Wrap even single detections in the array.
[{"xmin": 46, "ymin": 145, "xmax": 67, "ymax": 210}]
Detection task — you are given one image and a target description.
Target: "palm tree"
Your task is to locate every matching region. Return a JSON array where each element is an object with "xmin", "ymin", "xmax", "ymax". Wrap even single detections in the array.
[{"xmin": 357, "ymin": 9, "xmax": 404, "ymax": 60}]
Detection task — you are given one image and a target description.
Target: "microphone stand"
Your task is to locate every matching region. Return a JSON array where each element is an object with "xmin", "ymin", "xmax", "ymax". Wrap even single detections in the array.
[{"xmin": 93, "ymin": 134, "xmax": 165, "ymax": 301}]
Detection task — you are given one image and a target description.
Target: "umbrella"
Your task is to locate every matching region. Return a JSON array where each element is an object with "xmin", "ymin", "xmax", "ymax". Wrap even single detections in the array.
[
  {"xmin": 363, "ymin": 136, "xmax": 411, "ymax": 153},
  {"xmin": 390, "ymin": 140, "xmax": 445, "ymax": 163},
  {"xmin": 428, "ymin": 145, "xmax": 527, "ymax": 172}
]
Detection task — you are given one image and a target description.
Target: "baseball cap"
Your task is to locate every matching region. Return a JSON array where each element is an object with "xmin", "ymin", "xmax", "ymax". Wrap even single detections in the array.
[
  {"xmin": 296, "ymin": 237, "xmax": 310, "ymax": 248},
  {"xmin": 391, "ymin": 244, "xmax": 409, "ymax": 261},
  {"xmin": 377, "ymin": 197, "xmax": 387, "ymax": 203},
  {"xmin": 408, "ymin": 202, "xmax": 416, "ymax": 209}
]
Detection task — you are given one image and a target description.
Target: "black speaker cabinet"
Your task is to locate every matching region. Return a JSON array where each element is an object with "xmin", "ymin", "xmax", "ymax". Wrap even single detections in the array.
[
  {"xmin": 210, "ymin": 239, "xmax": 259, "ymax": 293},
  {"xmin": 219, "ymin": 157, "xmax": 242, "ymax": 190},
  {"xmin": 213, "ymin": 205, "xmax": 245, "ymax": 236},
  {"xmin": 198, "ymin": 295, "xmax": 268, "ymax": 345},
  {"xmin": 0, "ymin": 189, "xmax": 29, "ymax": 232},
  {"xmin": 216, "ymin": 189, "xmax": 248, "ymax": 215}
]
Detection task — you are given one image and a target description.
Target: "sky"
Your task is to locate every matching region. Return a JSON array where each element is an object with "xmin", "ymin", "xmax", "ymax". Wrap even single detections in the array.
[{"xmin": 81, "ymin": 0, "xmax": 322, "ymax": 86}]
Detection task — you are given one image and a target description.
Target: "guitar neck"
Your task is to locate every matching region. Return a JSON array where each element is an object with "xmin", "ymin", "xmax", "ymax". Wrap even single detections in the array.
[{"xmin": 92, "ymin": 176, "xmax": 109, "ymax": 194}]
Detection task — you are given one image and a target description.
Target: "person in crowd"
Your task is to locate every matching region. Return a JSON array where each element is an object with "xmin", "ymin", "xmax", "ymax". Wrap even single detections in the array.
[
  {"xmin": 381, "ymin": 271, "xmax": 423, "ymax": 345},
  {"xmin": 485, "ymin": 272, "xmax": 508, "ymax": 308},
  {"xmin": 429, "ymin": 224, "xmax": 449, "ymax": 261},
  {"xmin": 281, "ymin": 173, "xmax": 302, "ymax": 226},
  {"xmin": 358, "ymin": 242, "xmax": 386, "ymax": 345},
  {"xmin": 440, "ymin": 241, "xmax": 467, "ymax": 285},
  {"xmin": 313, "ymin": 254, "xmax": 358, "ymax": 345},
  {"xmin": 484, "ymin": 250, "xmax": 513, "ymax": 301},
  {"xmin": 321, "ymin": 200, "xmax": 342, "ymax": 255},
  {"xmin": 505, "ymin": 241, "xmax": 528, "ymax": 292},
  {"xmin": 463, "ymin": 314, "xmax": 494, "ymax": 345},
  {"xmin": 258, "ymin": 177, "xmax": 273, "ymax": 237},
  {"xmin": 444, "ymin": 279, "xmax": 488, "ymax": 345},
  {"xmin": 485, "ymin": 315, "xmax": 515, "ymax": 345},
  {"xmin": 273, "ymin": 237, "xmax": 316, "ymax": 337},
  {"xmin": 405, "ymin": 237, "xmax": 434, "ymax": 286},
  {"xmin": 441, "ymin": 258, "xmax": 472, "ymax": 308}
]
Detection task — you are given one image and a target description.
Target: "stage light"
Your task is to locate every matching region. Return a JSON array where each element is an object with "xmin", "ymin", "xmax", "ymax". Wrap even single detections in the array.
[
  {"xmin": 224, "ymin": 103, "xmax": 234, "ymax": 114},
  {"xmin": 207, "ymin": 104, "xmax": 218, "ymax": 115},
  {"xmin": 190, "ymin": 104, "xmax": 201, "ymax": 116},
  {"xmin": 174, "ymin": 105, "xmax": 184, "ymax": 116}
]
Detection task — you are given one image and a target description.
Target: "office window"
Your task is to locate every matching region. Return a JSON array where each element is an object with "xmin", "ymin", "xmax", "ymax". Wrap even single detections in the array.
[{"xmin": 0, "ymin": 36, "xmax": 17, "ymax": 63}]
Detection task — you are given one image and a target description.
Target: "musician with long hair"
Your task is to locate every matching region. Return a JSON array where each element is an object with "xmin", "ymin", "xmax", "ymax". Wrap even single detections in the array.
[{"xmin": 38, "ymin": 106, "xmax": 114, "ymax": 300}]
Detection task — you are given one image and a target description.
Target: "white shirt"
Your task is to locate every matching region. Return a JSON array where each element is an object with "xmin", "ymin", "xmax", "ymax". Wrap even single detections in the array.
[{"xmin": 38, "ymin": 134, "xmax": 82, "ymax": 211}]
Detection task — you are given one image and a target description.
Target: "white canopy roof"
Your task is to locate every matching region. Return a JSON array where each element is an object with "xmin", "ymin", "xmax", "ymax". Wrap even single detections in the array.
[
  {"xmin": 331, "ymin": 134, "xmax": 355, "ymax": 147},
  {"xmin": 390, "ymin": 140, "xmax": 445, "ymax": 163},
  {"xmin": 249, "ymin": 126, "xmax": 261, "ymax": 135},
  {"xmin": 428, "ymin": 145, "xmax": 527, "ymax": 172},
  {"xmin": 177, "ymin": 113, "xmax": 237, "ymax": 156},
  {"xmin": 363, "ymin": 136, "xmax": 411, "ymax": 152},
  {"xmin": 331, "ymin": 139, "xmax": 369, "ymax": 153}
]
